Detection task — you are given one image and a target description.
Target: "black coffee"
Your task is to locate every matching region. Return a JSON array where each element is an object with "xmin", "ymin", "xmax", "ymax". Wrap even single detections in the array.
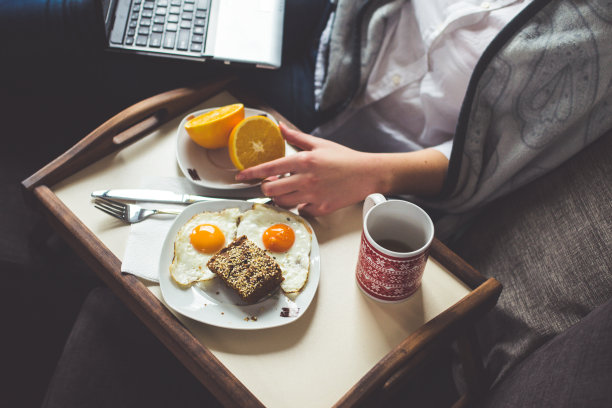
[{"xmin": 375, "ymin": 239, "xmax": 416, "ymax": 253}]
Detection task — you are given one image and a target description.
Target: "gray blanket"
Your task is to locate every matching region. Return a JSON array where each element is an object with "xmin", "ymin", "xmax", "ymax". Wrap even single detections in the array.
[{"xmin": 319, "ymin": 0, "xmax": 612, "ymax": 241}]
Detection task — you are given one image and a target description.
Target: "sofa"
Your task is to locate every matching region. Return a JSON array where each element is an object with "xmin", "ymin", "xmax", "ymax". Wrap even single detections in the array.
[{"xmin": 449, "ymin": 129, "xmax": 612, "ymax": 406}]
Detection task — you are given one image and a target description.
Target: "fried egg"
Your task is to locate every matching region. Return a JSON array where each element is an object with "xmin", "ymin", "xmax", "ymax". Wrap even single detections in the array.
[
  {"xmin": 170, "ymin": 208, "xmax": 241, "ymax": 286},
  {"xmin": 237, "ymin": 204, "xmax": 312, "ymax": 293}
]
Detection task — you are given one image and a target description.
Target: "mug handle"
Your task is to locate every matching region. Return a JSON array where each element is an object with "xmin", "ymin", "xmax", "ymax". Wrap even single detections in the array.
[{"xmin": 363, "ymin": 193, "xmax": 387, "ymax": 220}]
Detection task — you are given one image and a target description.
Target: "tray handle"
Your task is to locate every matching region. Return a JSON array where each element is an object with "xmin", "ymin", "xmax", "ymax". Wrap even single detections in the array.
[
  {"xmin": 22, "ymin": 76, "xmax": 236, "ymax": 191},
  {"xmin": 334, "ymin": 277, "xmax": 502, "ymax": 407}
]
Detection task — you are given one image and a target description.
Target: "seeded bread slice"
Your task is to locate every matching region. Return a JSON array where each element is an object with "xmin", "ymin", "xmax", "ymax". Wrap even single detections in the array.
[{"xmin": 207, "ymin": 235, "xmax": 284, "ymax": 304}]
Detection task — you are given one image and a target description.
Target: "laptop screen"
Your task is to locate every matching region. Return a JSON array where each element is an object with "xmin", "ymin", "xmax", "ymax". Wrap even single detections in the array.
[{"xmin": 101, "ymin": 0, "xmax": 115, "ymax": 35}]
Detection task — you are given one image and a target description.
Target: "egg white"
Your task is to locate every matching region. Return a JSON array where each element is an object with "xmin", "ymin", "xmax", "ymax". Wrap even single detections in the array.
[
  {"xmin": 237, "ymin": 204, "xmax": 312, "ymax": 293},
  {"xmin": 170, "ymin": 208, "xmax": 241, "ymax": 286}
]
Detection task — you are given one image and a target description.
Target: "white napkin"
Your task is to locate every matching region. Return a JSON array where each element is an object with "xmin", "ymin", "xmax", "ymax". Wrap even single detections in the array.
[{"xmin": 120, "ymin": 176, "xmax": 259, "ymax": 282}]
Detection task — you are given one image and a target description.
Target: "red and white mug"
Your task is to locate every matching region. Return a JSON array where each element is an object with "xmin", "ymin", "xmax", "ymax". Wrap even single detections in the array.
[{"xmin": 355, "ymin": 194, "xmax": 434, "ymax": 302}]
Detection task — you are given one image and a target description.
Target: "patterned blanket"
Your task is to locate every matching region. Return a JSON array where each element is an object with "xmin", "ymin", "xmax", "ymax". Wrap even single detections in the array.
[{"xmin": 319, "ymin": 0, "xmax": 612, "ymax": 241}]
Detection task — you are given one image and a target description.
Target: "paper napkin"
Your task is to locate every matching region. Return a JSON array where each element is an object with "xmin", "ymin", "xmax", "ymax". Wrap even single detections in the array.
[{"xmin": 120, "ymin": 177, "xmax": 195, "ymax": 281}]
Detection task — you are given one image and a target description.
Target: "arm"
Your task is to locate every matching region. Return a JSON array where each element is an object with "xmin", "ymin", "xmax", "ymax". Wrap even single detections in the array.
[{"xmin": 236, "ymin": 123, "xmax": 448, "ymax": 216}]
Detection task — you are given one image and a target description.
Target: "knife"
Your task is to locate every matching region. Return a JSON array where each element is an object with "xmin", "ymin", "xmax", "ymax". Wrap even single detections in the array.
[{"xmin": 91, "ymin": 189, "xmax": 271, "ymax": 205}]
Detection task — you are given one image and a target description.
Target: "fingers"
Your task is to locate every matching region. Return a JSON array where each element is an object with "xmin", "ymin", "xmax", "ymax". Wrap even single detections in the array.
[
  {"xmin": 296, "ymin": 202, "xmax": 335, "ymax": 217},
  {"xmin": 271, "ymin": 190, "xmax": 309, "ymax": 209},
  {"xmin": 259, "ymin": 174, "xmax": 339, "ymax": 217},
  {"xmin": 258, "ymin": 174, "xmax": 312, "ymax": 209},
  {"xmin": 297, "ymin": 202, "xmax": 315, "ymax": 217},
  {"xmin": 260, "ymin": 173, "xmax": 302, "ymax": 197},
  {"xmin": 262, "ymin": 175, "xmax": 282, "ymax": 182},
  {"xmin": 279, "ymin": 123, "xmax": 319, "ymax": 151},
  {"xmin": 236, "ymin": 155, "xmax": 295, "ymax": 181},
  {"xmin": 236, "ymin": 124, "xmax": 322, "ymax": 182}
]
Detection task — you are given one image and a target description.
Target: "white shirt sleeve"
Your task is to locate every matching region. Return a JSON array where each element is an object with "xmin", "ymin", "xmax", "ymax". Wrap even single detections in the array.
[{"xmin": 430, "ymin": 139, "xmax": 454, "ymax": 160}]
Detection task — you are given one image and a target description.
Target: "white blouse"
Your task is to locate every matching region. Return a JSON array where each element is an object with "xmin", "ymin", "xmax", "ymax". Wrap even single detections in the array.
[{"xmin": 313, "ymin": 0, "xmax": 531, "ymax": 159}]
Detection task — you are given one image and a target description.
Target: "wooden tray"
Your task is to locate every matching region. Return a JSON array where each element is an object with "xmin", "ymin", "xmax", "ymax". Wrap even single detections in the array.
[{"xmin": 22, "ymin": 77, "xmax": 501, "ymax": 407}]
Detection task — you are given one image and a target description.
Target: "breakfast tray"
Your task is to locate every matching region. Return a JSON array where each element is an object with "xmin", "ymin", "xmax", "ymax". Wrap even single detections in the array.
[{"xmin": 22, "ymin": 77, "xmax": 501, "ymax": 407}]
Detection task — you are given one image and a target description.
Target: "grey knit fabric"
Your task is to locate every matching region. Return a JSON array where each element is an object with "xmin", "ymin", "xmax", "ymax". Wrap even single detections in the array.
[{"xmin": 450, "ymin": 130, "xmax": 612, "ymax": 387}]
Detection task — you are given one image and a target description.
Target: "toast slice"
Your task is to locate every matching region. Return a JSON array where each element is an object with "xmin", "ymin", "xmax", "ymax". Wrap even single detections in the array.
[{"xmin": 207, "ymin": 235, "xmax": 284, "ymax": 304}]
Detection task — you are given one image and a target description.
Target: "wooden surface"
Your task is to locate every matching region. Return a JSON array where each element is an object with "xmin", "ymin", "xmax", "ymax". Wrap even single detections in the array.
[{"xmin": 22, "ymin": 78, "xmax": 501, "ymax": 407}]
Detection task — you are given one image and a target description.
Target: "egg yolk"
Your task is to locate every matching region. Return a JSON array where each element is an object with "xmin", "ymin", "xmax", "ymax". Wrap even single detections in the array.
[
  {"xmin": 262, "ymin": 223, "xmax": 295, "ymax": 252},
  {"xmin": 190, "ymin": 224, "xmax": 225, "ymax": 253}
]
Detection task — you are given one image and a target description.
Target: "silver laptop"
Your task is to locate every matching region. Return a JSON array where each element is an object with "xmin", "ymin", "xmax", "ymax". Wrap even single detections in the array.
[{"xmin": 102, "ymin": 0, "xmax": 284, "ymax": 69}]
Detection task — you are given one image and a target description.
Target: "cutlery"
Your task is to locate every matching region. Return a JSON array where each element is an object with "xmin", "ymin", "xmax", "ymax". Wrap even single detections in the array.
[
  {"xmin": 91, "ymin": 189, "xmax": 271, "ymax": 205},
  {"xmin": 94, "ymin": 197, "xmax": 182, "ymax": 223}
]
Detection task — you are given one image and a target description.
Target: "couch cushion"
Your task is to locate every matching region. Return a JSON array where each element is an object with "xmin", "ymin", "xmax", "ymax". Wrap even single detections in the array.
[
  {"xmin": 42, "ymin": 287, "xmax": 222, "ymax": 408},
  {"xmin": 450, "ymin": 131, "xmax": 612, "ymax": 387},
  {"xmin": 481, "ymin": 297, "xmax": 612, "ymax": 407}
]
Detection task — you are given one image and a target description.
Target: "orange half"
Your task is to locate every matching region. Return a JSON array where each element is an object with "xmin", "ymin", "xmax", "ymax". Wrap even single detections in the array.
[
  {"xmin": 185, "ymin": 103, "xmax": 245, "ymax": 149},
  {"xmin": 228, "ymin": 116, "xmax": 285, "ymax": 170}
]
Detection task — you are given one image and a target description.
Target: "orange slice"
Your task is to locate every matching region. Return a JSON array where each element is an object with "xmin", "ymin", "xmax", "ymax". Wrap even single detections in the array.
[
  {"xmin": 185, "ymin": 103, "xmax": 245, "ymax": 149},
  {"xmin": 228, "ymin": 116, "xmax": 285, "ymax": 170}
]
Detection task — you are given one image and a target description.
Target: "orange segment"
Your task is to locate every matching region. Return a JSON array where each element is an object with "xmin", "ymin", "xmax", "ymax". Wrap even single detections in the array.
[
  {"xmin": 185, "ymin": 103, "xmax": 245, "ymax": 149},
  {"xmin": 228, "ymin": 115, "xmax": 285, "ymax": 170}
]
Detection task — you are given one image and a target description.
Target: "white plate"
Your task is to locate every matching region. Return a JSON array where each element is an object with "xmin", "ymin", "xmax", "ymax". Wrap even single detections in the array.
[
  {"xmin": 158, "ymin": 200, "xmax": 320, "ymax": 330},
  {"xmin": 176, "ymin": 107, "xmax": 296, "ymax": 190}
]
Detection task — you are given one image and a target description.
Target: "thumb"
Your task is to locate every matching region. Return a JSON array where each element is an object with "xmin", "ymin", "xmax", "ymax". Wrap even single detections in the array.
[{"xmin": 280, "ymin": 122, "xmax": 319, "ymax": 151}]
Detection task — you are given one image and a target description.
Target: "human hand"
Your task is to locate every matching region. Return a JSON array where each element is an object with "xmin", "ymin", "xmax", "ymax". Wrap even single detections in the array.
[{"xmin": 235, "ymin": 123, "xmax": 386, "ymax": 217}]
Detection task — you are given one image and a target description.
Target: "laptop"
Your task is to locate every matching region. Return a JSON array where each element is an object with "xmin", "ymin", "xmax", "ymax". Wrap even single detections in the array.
[{"xmin": 101, "ymin": 0, "xmax": 284, "ymax": 69}]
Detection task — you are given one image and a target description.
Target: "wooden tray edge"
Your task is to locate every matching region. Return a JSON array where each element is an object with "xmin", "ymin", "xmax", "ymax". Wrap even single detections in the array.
[
  {"xmin": 31, "ymin": 185, "xmax": 265, "ymax": 408},
  {"xmin": 334, "ymin": 277, "xmax": 501, "ymax": 407}
]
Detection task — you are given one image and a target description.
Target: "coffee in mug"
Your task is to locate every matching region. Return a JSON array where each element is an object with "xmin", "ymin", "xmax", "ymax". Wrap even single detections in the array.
[{"xmin": 355, "ymin": 194, "xmax": 434, "ymax": 302}]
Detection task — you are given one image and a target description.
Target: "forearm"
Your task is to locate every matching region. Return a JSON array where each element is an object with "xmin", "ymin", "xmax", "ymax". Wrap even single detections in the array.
[{"xmin": 369, "ymin": 149, "xmax": 449, "ymax": 197}]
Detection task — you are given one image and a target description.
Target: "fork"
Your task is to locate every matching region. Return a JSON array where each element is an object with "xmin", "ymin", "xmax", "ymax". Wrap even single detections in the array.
[{"xmin": 94, "ymin": 197, "xmax": 181, "ymax": 223}]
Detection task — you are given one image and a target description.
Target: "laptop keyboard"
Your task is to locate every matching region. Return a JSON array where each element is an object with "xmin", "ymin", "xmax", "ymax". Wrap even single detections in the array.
[{"xmin": 124, "ymin": 0, "xmax": 211, "ymax": 55}]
